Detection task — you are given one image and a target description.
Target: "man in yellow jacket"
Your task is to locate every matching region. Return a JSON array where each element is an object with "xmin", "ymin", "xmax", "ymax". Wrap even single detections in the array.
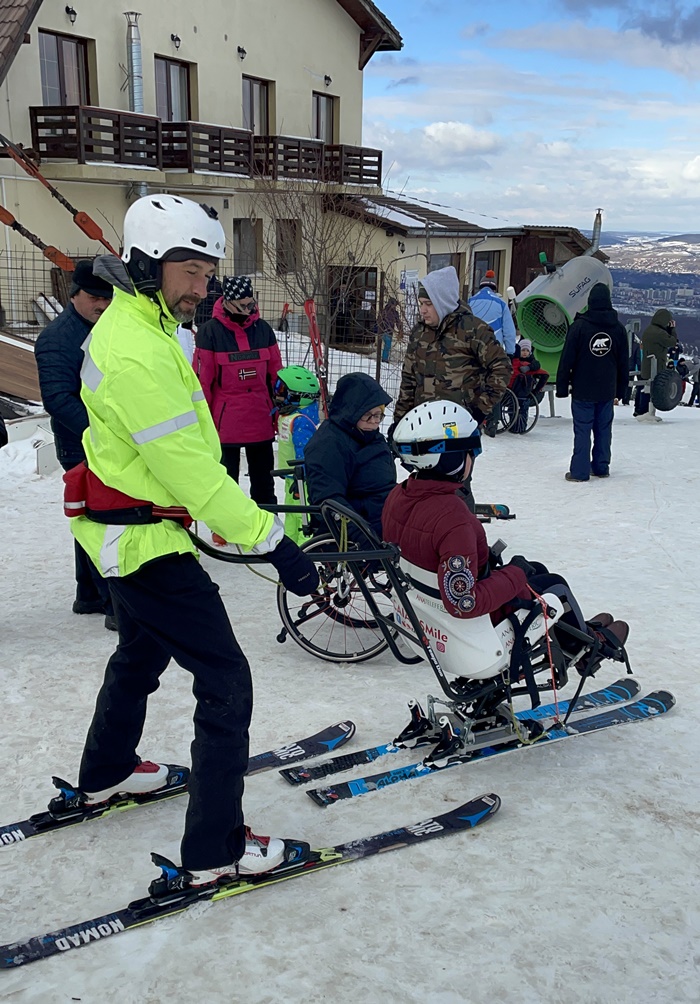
[{"xmin": 67, "ymin": 194, "xmax": 318, "ymax": 885}]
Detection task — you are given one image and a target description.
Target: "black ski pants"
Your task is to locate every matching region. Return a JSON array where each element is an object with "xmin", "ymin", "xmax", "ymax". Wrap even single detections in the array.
[
  {"xmin": 221, "ymin": 440, "xmax": 276, "ymax": 505},
  {"xmin": 78, "ymin": 553, "xmax": 252, "ymax": 871}
]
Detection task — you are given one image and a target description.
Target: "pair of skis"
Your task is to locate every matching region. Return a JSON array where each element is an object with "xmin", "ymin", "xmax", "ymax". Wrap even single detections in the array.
[{"xmin": 0, "ymin": 680, "xmax": 674, "ymax": 968}]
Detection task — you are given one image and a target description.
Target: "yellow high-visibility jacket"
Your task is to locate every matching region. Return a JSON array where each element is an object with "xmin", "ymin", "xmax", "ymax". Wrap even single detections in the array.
[{"xmin": 72, "ymin": 284, "xmax": 274, "ymax": 577}]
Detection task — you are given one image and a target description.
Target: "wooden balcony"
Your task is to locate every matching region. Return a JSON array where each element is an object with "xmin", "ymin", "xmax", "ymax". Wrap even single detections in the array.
[
  {"xmin": 162, "ymin": 122, "xmax": 253, "ymax": 175},
  {"xmin": 31, "ymin": 106, "xmax": 162, "ymax": 168},
  {"xmin": 325, "ymin": 145, "xmax": 382, "ymax": 187},
  {"xmin": 29, "ymin": 107, "xmax": 383, "ymax": 186}
]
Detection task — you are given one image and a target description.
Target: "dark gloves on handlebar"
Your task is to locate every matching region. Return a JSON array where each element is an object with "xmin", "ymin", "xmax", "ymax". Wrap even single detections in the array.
[
  {"xmin": 508, "ymin": 554, "xmax": 537, "ymax": 579},
  {"xmin": 265, "ymin": 536, "xmax": 320, "ymax": 595}
]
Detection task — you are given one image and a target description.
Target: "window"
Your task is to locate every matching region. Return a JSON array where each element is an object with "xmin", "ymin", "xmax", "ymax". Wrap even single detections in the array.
[
  {"xmin": 233, "ymin": 220, "xmax": 262, "ymax": 274},
  {"xmin": 39, "ymin": 31, "xmax": 90, "ymax": 105},
  {"xmin": 429, "ymin": 252, "xmax": 462, "ymax": 274},
  {"xmin": 312, "ymin": 92, "xmax": 335, "ymax": 144},
  {"xmin": 155, "ymin": 57, "xmax": 191, "ymax": 121},
  {"xmin": 472, "ymin": 250, "xmax": 502, "ymax": 290},
  {"xmin": 242, "ymin": 77, "xmax": 269, "ymax": 135},
  {"xmin": 276, "ymin": 219, "xmax": 299, "ymax": 274}
]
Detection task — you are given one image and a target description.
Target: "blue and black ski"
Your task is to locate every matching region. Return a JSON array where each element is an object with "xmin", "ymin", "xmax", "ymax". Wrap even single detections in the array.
[
  {"xmin": 0, "ymin": 792, "xmax": 500, "ymax": 968},
  {"xmin": 306, "ymin": 691, "xmax": 674, "ymax": 807},
  {"xmin": 280, "ymin": 678, "xmax": 641, "ymax": 787},
  {"xmin": 0, "ymin": 721, "xmax": 355, "ymax": 848}
]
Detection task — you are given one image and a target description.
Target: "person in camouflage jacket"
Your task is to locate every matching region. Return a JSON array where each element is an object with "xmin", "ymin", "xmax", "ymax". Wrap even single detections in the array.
[{"xmin": 393, "ymin": 266, "xmax": 512, "ymax": 429}]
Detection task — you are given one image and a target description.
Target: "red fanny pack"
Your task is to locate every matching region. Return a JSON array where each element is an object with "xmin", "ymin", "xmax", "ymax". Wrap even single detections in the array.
[{"xmin": 63, "ymin": 463, "xmax": 192, "ymax": 527}]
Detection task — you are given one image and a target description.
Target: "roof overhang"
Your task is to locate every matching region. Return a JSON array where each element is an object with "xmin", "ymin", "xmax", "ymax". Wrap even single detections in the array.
[
  {"xmin": 0, "ymin": 0, "xmax": 44, "ymax": 87},
  {"xmin": 335, "ymin": 0, "xmax": 403, "ymax": 68}
]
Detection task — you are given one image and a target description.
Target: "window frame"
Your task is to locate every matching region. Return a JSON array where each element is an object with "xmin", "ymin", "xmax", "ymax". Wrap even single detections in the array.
[
  {"xmin": 242, "ymin": 76, "xmax": 270, "ymax": 135},
  {"xmin": 38, "ymin": 29, "xmax": 91, "ymax": 106},
  {"xmin": 275, "ymin": 219, "xmax": 300, "ymax": 275},
  {"xmin": 312, "ymin": 91, "xmax": 335, "ymax": 144},
  {"xmin": 232, "ymin": 219, "xmax": 262, "ymax": 275},
  {"xmin": 155, "ymin": 55, "xmax": 192, "ymax": 122},
  {"xmin": 472, "ymin": 250, "xmax": 502, "ymax": 291}
]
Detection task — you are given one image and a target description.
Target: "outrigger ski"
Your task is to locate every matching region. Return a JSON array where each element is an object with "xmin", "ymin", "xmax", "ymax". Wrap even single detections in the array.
[
  {"xmin": 0, "ymin": 721, "xmax": 355, "ymax": 848},
  {"xmin": 281, "ymin": 678, "xmax": 642, "ymax": 786},
  {"xmin": 306, "ymin": 692, "xmax": 675, "ymax": 807},
  {"xmin": 0, "ymin": 792, "xmax": 500, "ymax": 968}
]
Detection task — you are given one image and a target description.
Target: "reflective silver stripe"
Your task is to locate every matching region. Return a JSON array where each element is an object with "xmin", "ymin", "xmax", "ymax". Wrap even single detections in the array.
[
  {"xmin": 80, "ymin": 335, "xmax": 104, "ymax": 393},
  {"xmin": 100, "ymin": 525, "xmax": 127, "ymax": 578},
  {"xmin": 131, "ymin": 410, "xmax": 197, "ymax": 445},
  {"xmin": 191, "ymin": 389, "xmax": 205, "ymax": 402},
  {"xmin": 64, "ymin": 501, "xmax": 85, "ymax": 509}
]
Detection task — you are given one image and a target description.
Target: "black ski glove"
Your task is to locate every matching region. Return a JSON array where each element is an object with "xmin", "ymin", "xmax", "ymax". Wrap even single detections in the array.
[
  {"xmin": 508, "ymin": 554, "xmax": 536, "ymax": 579},
  {"xmin": 265, "ymin": 536, "xmax": 320, "ymax": 595}
]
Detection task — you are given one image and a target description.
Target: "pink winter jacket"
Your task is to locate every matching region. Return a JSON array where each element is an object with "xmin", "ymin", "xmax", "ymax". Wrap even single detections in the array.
[{"xmin": 193, "ymin": 298, "xmax": 283, "ymax": 445}]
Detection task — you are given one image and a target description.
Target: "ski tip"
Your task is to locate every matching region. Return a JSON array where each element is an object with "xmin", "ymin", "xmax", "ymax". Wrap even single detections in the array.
[{"xmin": 451, "ymin": 792, "xmax": 502, "ymax": 826}]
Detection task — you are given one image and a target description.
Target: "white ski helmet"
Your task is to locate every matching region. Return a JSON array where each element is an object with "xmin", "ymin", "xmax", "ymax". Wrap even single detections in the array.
[
  {"xmin": 393, "ymin": 400, "xmax": 481, "ymax": 470},
  {"xmin": 122, "ymin": 194, "xmax": 225, "ymax": 294},
  {"xmin": 122, "ymin": 194, "xmax": 225, "ymax": 263}
]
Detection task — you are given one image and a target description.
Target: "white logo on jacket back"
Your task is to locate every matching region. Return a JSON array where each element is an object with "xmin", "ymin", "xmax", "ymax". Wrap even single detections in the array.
[{"xmin": 590, "ymin": 333, "xmax": 612, "ymax": 356}]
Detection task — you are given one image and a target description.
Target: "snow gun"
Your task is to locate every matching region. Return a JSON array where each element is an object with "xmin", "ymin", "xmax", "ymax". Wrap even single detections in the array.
[{"xmin": 513, "ymin": 209, "xmax": 610, "ymax": 380}]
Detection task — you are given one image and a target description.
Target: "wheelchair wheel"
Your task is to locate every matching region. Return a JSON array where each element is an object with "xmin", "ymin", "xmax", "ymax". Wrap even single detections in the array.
[
  {"xmin": 494, "ymin": 388, "xmax": 519, "ymax": 434},
  {"xmin": 276, "ymin": 535, "xmax": 394, "ymax": 663},
  {"xmin": 523, "ymin": 392, "xmax": 540, "ymax": 434}
]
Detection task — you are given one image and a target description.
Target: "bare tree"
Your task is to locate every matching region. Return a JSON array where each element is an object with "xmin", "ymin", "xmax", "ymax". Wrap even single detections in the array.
[{"xmin": 248, "ymin": 181, "xmax": 381, "ymax": 359}]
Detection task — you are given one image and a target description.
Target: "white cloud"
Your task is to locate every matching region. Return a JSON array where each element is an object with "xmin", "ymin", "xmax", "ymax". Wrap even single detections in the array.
[
  {"xmin": 497, "ymin": 22, "xmax": 700, "ymax": 80},
  {"xmin": 681, "ymin": 156, "xmax": 700, "ymax": 182},
  {"xmin": 423, "ymin": 121, "xmax": 501, "ymax": 155}
]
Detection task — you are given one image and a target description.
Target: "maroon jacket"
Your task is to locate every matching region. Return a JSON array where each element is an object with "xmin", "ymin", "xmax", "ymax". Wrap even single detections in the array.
[
  {"xmin": 194, "ymin": 298, "xmax": 283, "ymax": 445},
  {"xmin": 382, "ymin": 477, "xmax": 529, "ymax": 622}
]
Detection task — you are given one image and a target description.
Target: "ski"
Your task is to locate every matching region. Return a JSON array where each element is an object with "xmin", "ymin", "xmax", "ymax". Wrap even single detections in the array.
[
  {"xmin": 0, "ymin": 721, "xmax": 355, "ymax": 848},
  {"xmin": 280, "ymin": 678, "xmax": 641, "ymax": 786},
  {"xmin": 0, "ymin": 792, "xmax": 500, "ymax": 968},
  {"xmin": 474, "ymin": 503, "xmax": 515, "ymax": 520},
  {"xmin": 306, "ymin": 691, "xmax": 674, "ymax": 807},
  {"xmin": 303, "ymin": 298, "xmax": 329, "ymax": 416}
]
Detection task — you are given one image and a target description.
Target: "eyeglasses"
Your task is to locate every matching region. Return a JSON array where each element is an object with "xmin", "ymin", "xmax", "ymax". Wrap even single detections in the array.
[{"xmin": 359, "ymin": 409, "xmax": 385, "ymax": 424}]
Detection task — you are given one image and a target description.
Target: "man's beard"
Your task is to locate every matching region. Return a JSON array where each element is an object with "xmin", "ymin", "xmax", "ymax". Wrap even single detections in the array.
[{"xmin": 171, "ymin": 298, "xmax": 199, "ymax": 323}]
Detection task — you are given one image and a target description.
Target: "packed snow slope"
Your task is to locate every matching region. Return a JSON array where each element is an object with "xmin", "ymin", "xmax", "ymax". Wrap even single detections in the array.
[{"xmin": 1, "ymin": 401, "xmax": 698, "ymax": 1004}]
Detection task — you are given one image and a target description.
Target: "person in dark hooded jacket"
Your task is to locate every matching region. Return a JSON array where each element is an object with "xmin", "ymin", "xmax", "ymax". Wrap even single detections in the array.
[
  {"xmin": 634, "ymin": 308, "xmax": 678, "ymax": 420},
  {"xmin": 556, "ymin": 283, "xmax": 628, "ymax": 482},
  {"xmin": 304, "ymin": 372, "xmax": 395, "ymax": 539}
]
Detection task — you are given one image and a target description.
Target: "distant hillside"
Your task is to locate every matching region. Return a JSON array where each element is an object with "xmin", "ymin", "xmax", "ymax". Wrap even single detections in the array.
[{"xmin": 657, "ymin": 234, "xmax": 700, "ymax": 245}]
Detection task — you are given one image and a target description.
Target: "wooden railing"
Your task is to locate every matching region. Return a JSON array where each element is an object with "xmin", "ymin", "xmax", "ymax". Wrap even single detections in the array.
[
  {"xmin": 161, "ymin": 122, "xmax": 253, "ymax": 175},
  {"xmin": 325, "ymin": 145, "xmax": 382, "ymax": 186},
  {"xmin": 252, "ymin": 136, "xmax": 325, "ymax": 181},
  {"xmin": 29, "ymin": 107, "xmax": 383, "ymax": 185},
  {"xmin": 31, "ymin": 106, "xmax": 162, "ymax": 167}
]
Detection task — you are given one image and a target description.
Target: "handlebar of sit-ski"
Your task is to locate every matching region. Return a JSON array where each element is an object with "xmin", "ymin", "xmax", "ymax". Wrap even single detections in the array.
[{"xmin": 187, "ymin": 499, "xmax": 397, "ymax": 565}]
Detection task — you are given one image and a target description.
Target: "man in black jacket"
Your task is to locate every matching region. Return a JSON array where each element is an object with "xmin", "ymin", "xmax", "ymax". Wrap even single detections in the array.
[
  {"xmin": 556, "ymin": 283, "xmax": 628, "ymax": 482},
  {"xmin": 34, "ymin": 260, "xmax": 116, "ymax": 629}
]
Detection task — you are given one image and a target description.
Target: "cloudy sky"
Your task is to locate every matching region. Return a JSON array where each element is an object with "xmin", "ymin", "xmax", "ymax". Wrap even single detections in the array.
[{"xmin": 363, "ymin": 0, "xmax": 700, "ymax": 234}]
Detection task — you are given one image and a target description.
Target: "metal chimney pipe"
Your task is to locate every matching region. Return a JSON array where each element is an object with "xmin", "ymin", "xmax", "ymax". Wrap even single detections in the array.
[
  {"xmin": 124, "ymin": 12, "xmax": 147, "ymax": 197},
  {"xmin": 583, "ymin": 208, "xmax": 603, "ymax": 257},
  {"xmin": 124, "ymin": 12, "xmax": 144, "ymax": 113}
]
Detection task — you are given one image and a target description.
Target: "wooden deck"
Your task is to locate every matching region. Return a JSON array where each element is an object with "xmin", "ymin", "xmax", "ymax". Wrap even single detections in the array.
[{"xmin": 0, "ymin": 334, "xmax": 41, "ymax": 402}]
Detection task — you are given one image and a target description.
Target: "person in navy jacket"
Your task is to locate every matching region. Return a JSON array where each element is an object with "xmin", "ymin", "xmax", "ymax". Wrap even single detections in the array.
[
  {"xmin": 34, "ymin": 259, "xmax": 115, "ymax": 628},
  {"xmin": 304, "ymin": 372, "xmax": 395, "ymax": 540},
  {"xmin": 556, "ymin": 283, "xmax": 628, "ymax": 482},
  {"xmin": 194, "ymin": 275, "xmax": 282, "ymax": 504}
]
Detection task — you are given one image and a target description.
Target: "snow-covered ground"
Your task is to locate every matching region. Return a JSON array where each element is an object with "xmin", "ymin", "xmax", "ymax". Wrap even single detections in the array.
[{"xmin": 1, "ymin": 402, "xmax": 699, "ymax": 1004}]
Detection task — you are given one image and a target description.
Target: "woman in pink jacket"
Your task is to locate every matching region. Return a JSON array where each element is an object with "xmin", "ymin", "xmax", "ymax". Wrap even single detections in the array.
[{"xmin": 194, "ymin": 276, "xmax": 282, "ymax": 504}]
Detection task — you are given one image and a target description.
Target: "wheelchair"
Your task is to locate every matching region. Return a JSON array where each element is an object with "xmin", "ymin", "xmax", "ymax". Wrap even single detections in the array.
[{"xmin": 494, "ymin": 387, "xmax": 540, "ymax": 435}]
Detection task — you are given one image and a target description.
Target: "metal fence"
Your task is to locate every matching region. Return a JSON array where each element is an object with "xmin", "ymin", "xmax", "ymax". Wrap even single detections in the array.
[{"xmin": 0, "ymin": 249, "xmax": 410, "ymax": 407}]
